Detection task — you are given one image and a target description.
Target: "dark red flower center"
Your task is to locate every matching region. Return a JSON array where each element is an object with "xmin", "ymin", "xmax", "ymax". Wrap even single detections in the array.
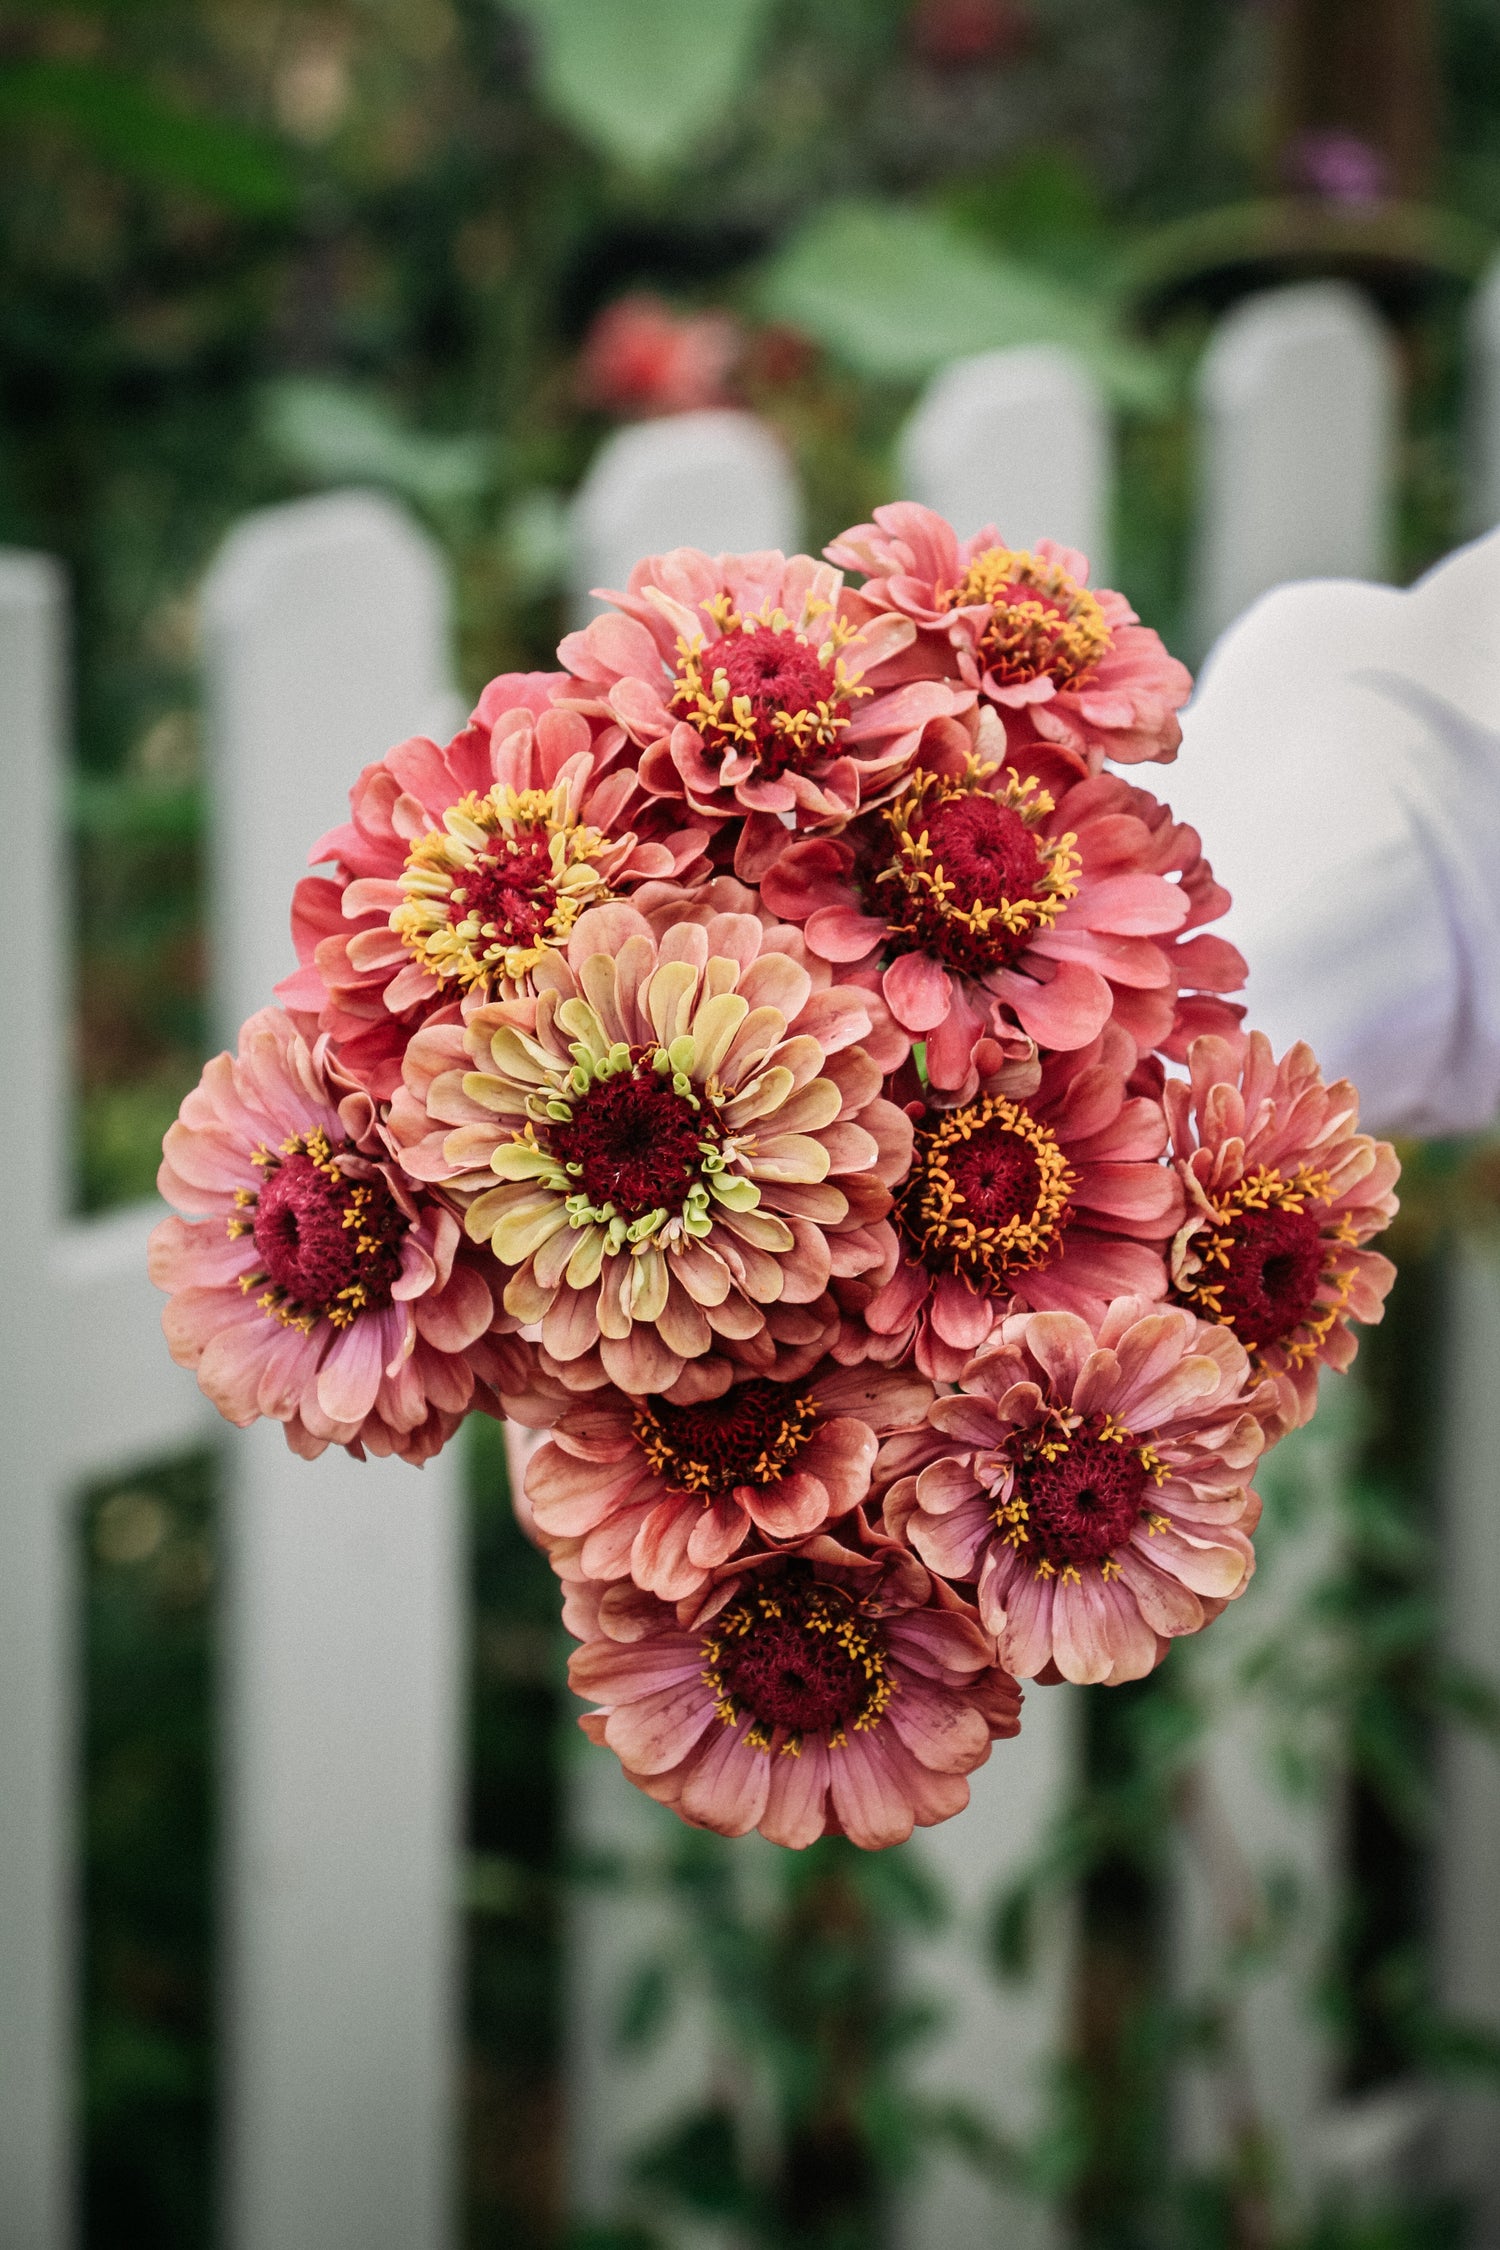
[
  {"xmin": 1017, "ymin": 1426, "xmax": 1150, "ymax": 1567},
  {"xmin": 1211, "ymin": 1205, "xmax": 1326, "ymax": 1349},
  {"xmin": 454, "ymin": 830, "xmax": 555, "ymax": 945},
  {"xmin": 871, "ymin": 769, "xmax": 1077, "ymax": 977},
  {"xmin": 248, "ymin": 1140, "xmax": 407, "ymax": 1328},
  {"xmin": 672, "ymin": 621, "xmax": 852, "ymax": 781},
  {"xmin": 634, "ymin": 1379, "xmax": 817, "ymax": 1496},
  {"xmin": 900, "ymin": 1098, "xmax": 1075, "ymax": 1285},
  {"xmin": 550, "ymin": 1068, "xmax": 708, "ymax": 1220},
  {"xmin": 705, "ymin": 1574, "xmax": 890, "ymax": 1742},
  {"xmin": 885, "ymin": 791, "xmax": 1049, "ymax": 973},
  {"xmin": 948, "ymin": 1118, "xmax": 1042, "ymax": 1223}
]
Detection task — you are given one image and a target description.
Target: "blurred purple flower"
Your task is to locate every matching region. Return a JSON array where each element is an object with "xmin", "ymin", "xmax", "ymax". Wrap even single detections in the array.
[{"xmin": 1284, "ymin": 130, "xmax": 1389, "ymax": 209}]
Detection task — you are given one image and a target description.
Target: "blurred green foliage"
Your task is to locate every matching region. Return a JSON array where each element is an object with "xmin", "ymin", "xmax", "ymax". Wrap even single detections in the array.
[{"xmin": 83, "ymin": 1456, "xmax": 219, "ymax": 2246}]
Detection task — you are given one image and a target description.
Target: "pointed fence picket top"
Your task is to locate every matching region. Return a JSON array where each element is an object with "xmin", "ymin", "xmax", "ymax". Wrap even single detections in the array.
[
  {"xmin": 1466, "ymin": 255, "xmax": 1500, "ymax": 537},
  {"xmin": 202, "ymin": 492, "xmax": 463, "ymax": 2250},
  {"xmin": 1192, "ymin": 282, "xmax": 1397, "ymax": 658},
  {"xmin": 559, "ymin": 410, "xmax": 801, "ymax": 2237},
  {"xmin": 569, "ymin": 407, "xmax": 801, "ymax": 627},
  {"xmin": 894, "ymin": 362, "xmax": 1105, "ymax": 2250},
  {"xmin": 897, "ymin": 343, "xmax": 1112, "ymax": 573},
  {"xmin": 0, "ymin": 553, "xmax": 218, "ymax": 2250},
  {"xmin": 1437, "ymin": 1245, "xmax": 1500, "ymax": 2241}
]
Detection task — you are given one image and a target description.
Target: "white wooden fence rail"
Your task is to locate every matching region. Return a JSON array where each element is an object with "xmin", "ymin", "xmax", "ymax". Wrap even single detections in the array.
[{"xmin": 4, "ymin": 264, "xmax": 1500, "ymax": 2248}]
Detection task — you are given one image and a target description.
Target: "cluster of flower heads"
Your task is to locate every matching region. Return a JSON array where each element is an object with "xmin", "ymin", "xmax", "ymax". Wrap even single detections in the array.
[{"xmin": 152, "ymin": 505, "xmax": 1399, "ymax": 1851}]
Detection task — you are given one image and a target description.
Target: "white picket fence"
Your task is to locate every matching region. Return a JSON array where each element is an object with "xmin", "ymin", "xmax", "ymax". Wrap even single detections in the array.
[{"xmin": 2, "ymin": 272, "xmax": 1499, "ymax": 2250}]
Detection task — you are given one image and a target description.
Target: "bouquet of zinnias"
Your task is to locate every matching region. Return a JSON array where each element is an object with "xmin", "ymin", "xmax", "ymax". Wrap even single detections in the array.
[{"xmin": 152, "ymin": 510, "xmax": 1399, "ymax": 1850}]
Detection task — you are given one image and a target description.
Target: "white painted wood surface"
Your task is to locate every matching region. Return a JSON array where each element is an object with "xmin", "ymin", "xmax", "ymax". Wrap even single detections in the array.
[
  {"xmin": 1436, "ymin": 1243, "xmax": 1500, "ymax": 2248},
  {"xmin": 1178, "ymin": 283, "xmax": 1397, "ymax": 2222},
  {"xmin": 0, "ymin": 553, "xmax": 217, "ymax": 2250},
  {"xmin": 894, "ymin": 358, "xmax": 1105, "ymax": 2250},
  {"xmin": 1192, "ymin": 282, "xmax": 1397, "ymax": 656},
  {"xmin": 1173, "ymin": 1399, "xmax": 1349, "ymax": 2219},
  {"xmin": 564, "ymin": 415, "xmax": 802, "ymax": 2239},
  {"xmin": 202, "ymin": 493, "xmax": 463, "ymax": 2250},
  {"xmin": 1467, "ymin": 256, "xmax": 1500, "ymax": 538},
  {"xmin": 898, "ymin": 344, "xmax": 1111, "ymax": 575},
  {"xmin": 569, "ymin": 408, "xmax": 800, "ymax": 626}
]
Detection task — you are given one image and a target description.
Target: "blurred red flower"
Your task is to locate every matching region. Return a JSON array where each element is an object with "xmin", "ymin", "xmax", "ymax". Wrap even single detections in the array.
[
  {"xmin": 577, "ymin": 292, "xmax": 744, "ymax": 420},
  {"xmin": 909, "ymin": 0, "xmax": 1032, "ymax": 68}
]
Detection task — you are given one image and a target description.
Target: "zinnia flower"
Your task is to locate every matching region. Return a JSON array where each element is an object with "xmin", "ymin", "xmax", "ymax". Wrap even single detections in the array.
[
  {"xmin": 525, "ymin": 1359, "xmax": 934, "ymax": 1601},
  {"xmin": 761, "ymin": 723, "xmax": 1244, "ymax": 1089},
  {"xmin": 557, "ymin": 546, "xmax": 968, "ymax": 878},
  {"xmin": 566, "ymin": 1529, "xmax": 1021, "ymax": 1848},
  {"xmin": 277, "ymin": 671, "xmax": 708, "ymax": 1099},
  {"xmin": 149, "ymin": 1008, "xmax": 499, "ymax": 1462},
  {"xmin": 1165, "ymin": 1031, "xmax": 1399, "ymax": 1428},
  {"xmin": 855, "ymin": 1025, "xmax": 1183, "ymax": 1381},
  {"xmin": 826, "ymin": 505, "xmax": 1191, "ymax": 773},
  {"xmin": 889, "ymin": 1300, "xmax": 1272, "ymax": 1685},
  {"xmin": 388, "ymin": 903, "xmax": 913, "ymax": 1397}
]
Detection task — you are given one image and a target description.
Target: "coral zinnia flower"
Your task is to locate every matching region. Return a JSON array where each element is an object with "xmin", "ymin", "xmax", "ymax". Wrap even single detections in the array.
[
  {"xmin": 826, "ymin": 505, "xmax": 1191, "ymax": 772},
  {"xmin": 761, "ymin": 724, "xmax": 1245, "ymax": 1090},
  {"xmin": 1165, "ymin": 1031, "xmax": 1399, "ymax": 1428},
  {"xmin": 566, "ymin": 1530, "xmax": 1021, "ymax": 1848},
  {"xmin": 855, "ymin": 1026, "xmax": 1183, "ymax": 1382},
  {"xmin": 557, "ymin": 546, "xmax": 967, "ymax": 878},
  {"xmin": 524, "ymin": 1359, "xmax": 934, "ymax": 1601},
  {"xmin": 889, "ymin": 1301, "xmax": 1272, "ymax": 1685},
  {"xmin": 389, "ymin": 904, "xmax": 913, "ymax": 1397},
  {"xmin": 276, "ymin": 672, "xmax": 709, "ymax": 1100},
  {"xmin": 149, "ymin": 1009, "xmax": 499, "ymax": 1462}
]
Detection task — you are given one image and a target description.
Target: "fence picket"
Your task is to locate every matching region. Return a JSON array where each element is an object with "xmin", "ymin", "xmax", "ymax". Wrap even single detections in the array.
[
  {"xmin": 897, "ymin": 343, "xmax": 1111, "ymax": 571},
  {"xmin": 893, "ymin": 353, "xmax": 1107, "ymax": 2250},
  {"xmin": 568, "ymin": 407, "xmax": 801, "ymax": 627},
  {"xmin": 0, "ymin": 550, "xmax": 82, "ymax": 2250},
  {"xmin": 1192, "ymin": 282, "xmax": 1396, "ymax": 657},
  {"xmin": 1173, "ymin": 287, "xmax": 1396, "ymax": 2209},
  {"xmin": 559, "ymin": 413, "xmax": 801, "ymax": 2238},
  {"xmin": 202, "ymin": 493, "xmax": 463, "ymax": 2250}
]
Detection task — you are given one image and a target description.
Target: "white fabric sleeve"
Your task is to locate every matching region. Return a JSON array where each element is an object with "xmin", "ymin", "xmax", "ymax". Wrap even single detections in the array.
[{"xmin": 1162, "ymin": 525, "xmax": 1500, "ymax": 1139}]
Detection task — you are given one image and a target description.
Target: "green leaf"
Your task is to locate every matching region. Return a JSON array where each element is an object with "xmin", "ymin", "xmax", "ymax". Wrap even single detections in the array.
[
  {"xmin": 0, "ymin": 61, "xmax": 298, "ymax": 216},
  {"xmin": 262, "ymin": 381, "xmax": 493, "ymax": 511},
  {"xmin": 757, "ymin": 200, "xmax": 1169, "ymax": 411},
  {"xmin": 507, "ymin": 0, "xmax": 774, "ymax": 173}
]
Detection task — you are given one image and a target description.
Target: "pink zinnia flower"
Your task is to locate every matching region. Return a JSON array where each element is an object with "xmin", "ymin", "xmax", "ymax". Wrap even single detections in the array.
[
  {"xmin": 276, "ymin": 672, "xmax": 708, "ymax": 1100},
  {"xmin": 524, "ymin": 1359, "xmax": 934, "ymax": 1601},
  {"xmin": 889, "ymin": 1300, "xmax": 1273, "ymax": 1685},
  {"xmin": 387, "ymin": 903, "xmax": 912, "ymax": 1398},
  {"xmin": 826, "ymin": 505, "xmax": 1191, "ymax": 773},
  {"xmin": 566, "ymin": 1528, "xmax": 1022, "ymax": 1848},
  {"xmin": 1166, "ymin": 1031, "xmax": 1400, "ymax": 1429},
  {"xmin": 855, "ymin": 1025, "xmax": 1183, "ymax": 1382},
  {"xmin": 149, "ymin": 1008, "xmax": 500, "ymax": 1462},
  {"xmin": 557, "ymin": 546, "xmax": 968, "ymax": 878},
  {"xmin": 760, "ymin": 724, "xmax": 1245, "ymax": 1091}
]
